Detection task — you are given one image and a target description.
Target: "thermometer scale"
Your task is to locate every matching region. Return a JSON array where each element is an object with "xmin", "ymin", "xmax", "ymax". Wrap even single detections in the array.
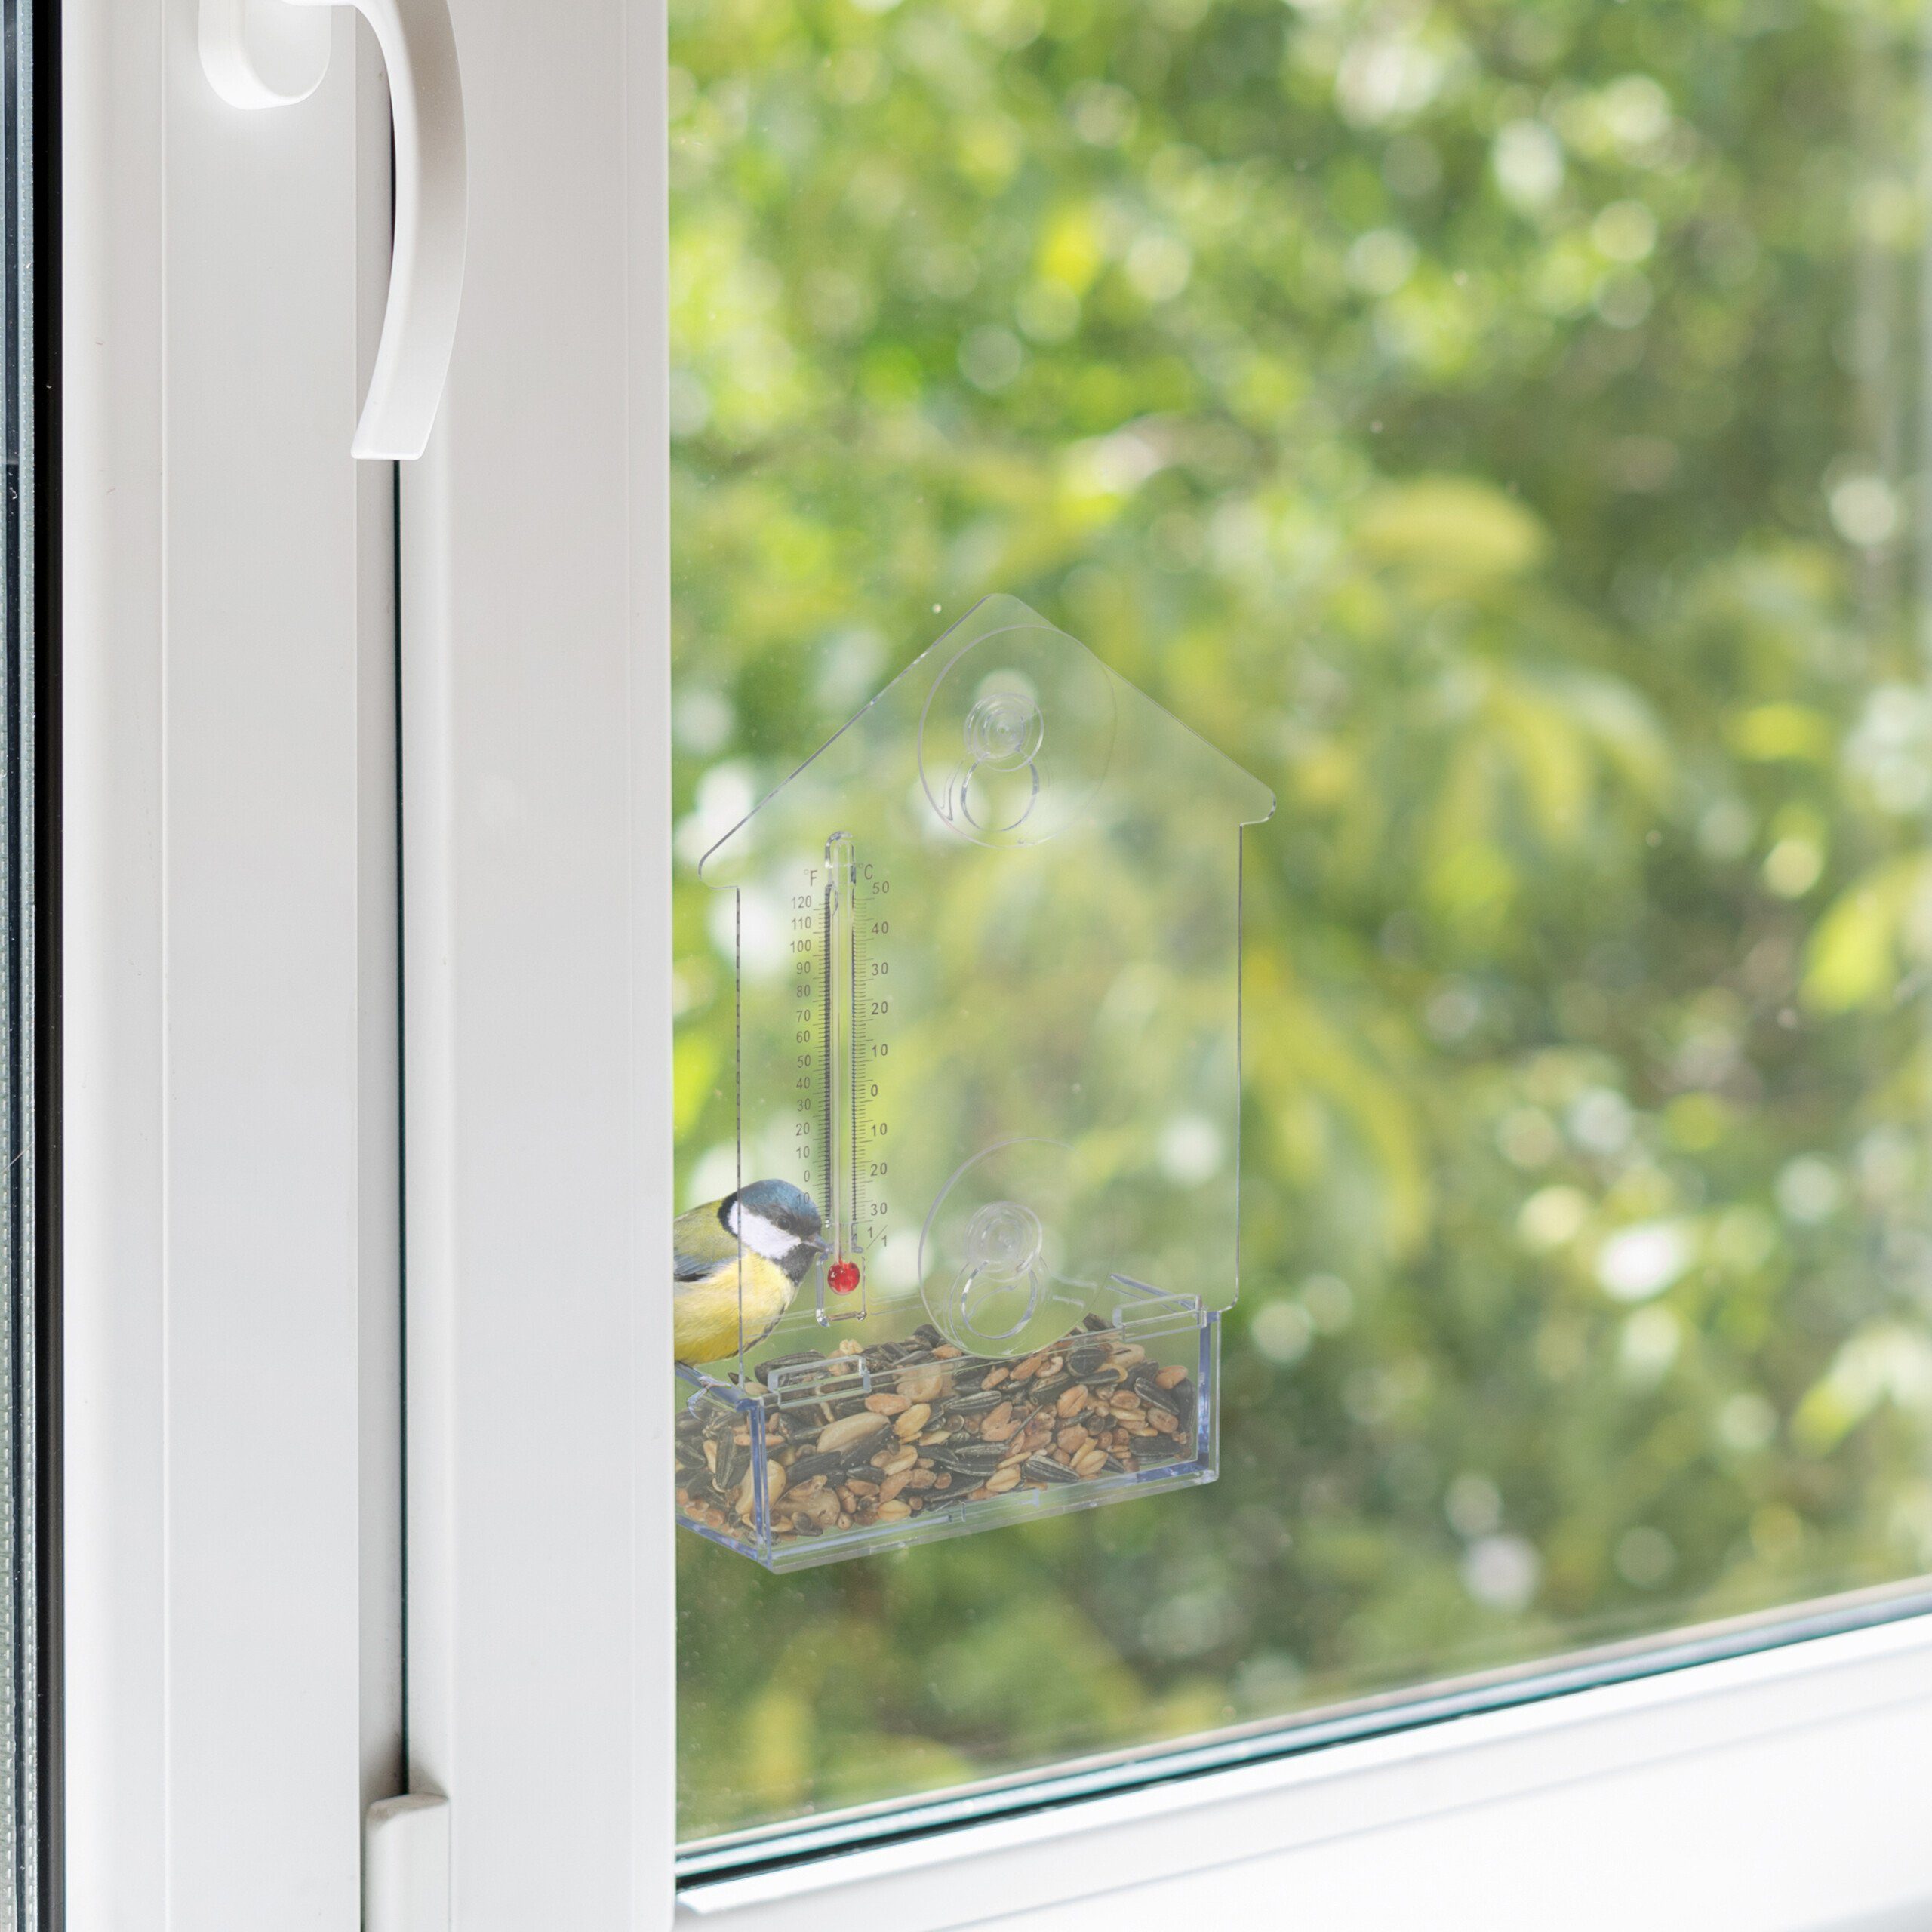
[{"xmin": 815, "ymin": 832, "xmax": 891, "ymax": 1319}]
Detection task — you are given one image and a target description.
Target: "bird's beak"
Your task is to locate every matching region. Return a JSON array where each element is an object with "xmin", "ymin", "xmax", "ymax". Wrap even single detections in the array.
[{"xmin": 806, "ymin": 1235, "xmax": 829, "ymax": 1253}]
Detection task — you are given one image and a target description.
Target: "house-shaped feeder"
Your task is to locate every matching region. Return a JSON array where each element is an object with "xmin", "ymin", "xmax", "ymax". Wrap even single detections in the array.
[{"xmin": 676, "ymin": 595, "xmax": 1275, "ymax": 1568}]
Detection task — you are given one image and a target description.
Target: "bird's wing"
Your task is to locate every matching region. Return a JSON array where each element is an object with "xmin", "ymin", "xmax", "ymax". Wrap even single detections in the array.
[
  {"xmin": 672, "ymin": 1200, "xmax": 732, "ymax": 1284},
  {"xmin": 673, "ymin": 1242, "xmax": 718, "ymax": 1284}
]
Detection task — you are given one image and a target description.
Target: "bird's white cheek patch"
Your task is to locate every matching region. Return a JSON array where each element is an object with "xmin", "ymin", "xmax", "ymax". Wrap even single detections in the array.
[{"xmin": 734, "ymin": 1210, "xmax": 793, "ymax": 1261}]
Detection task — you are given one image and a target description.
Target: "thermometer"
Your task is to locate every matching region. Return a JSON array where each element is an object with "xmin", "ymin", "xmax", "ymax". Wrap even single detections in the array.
[{"xmin": 816, "ymin": 832, "xmax": 890, "ymax": 1319}]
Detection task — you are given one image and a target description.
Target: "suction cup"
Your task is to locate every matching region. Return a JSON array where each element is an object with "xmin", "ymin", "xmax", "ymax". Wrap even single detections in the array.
[
  {"xmin": 917, "ymin": 1139, "xmax": 1110, "ymax": 1356},
  {"xmin": 918, "ymin": 617, "xmax": 1118, "ymax": 848}
]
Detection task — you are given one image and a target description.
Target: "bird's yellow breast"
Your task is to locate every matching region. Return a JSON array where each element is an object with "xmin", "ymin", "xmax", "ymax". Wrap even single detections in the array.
[{"xmin": 674, "ymin": 1253, "xmax": 798, "ymax": 1365}]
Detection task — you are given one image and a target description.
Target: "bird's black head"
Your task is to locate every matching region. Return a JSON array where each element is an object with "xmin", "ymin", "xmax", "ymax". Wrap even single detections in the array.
[{"xmin": 724, "ymin": 1179, "xmax": 826, "ymax": 1284}]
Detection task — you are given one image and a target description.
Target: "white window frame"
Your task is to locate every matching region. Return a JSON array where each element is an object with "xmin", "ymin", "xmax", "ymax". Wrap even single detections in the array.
[
  {"xmin": 60, "ymin": 0, "xmax": 1932, "ymax": 1925},
  {"xmin": 63, "ymin": 5, "xmax": 400, "ymax": 1926}
]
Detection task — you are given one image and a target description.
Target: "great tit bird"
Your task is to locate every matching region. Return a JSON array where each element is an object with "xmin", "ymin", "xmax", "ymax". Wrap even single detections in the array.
[{"xmin": 674, "ymin": 1178, "xmax": 826, "ymax": 1366}]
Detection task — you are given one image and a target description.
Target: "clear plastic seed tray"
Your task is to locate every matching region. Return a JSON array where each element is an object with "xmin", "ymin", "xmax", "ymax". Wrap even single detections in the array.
[
  {"xmin": 679, "ymin": 595, "xmax": 1270, "ymax": 1567},
  {"xmin": 677, "ymin": 1299, "xmax": 1217, "ymax": 1571}
]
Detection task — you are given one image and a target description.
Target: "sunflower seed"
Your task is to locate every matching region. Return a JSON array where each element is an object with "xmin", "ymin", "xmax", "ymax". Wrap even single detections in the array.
[
  {"xmin": 942, "ymin": 1388, "xmax": 1008, "ymax": 1418},
  {"xmin": 1024, "ymin": 1454, "xmax": 1081, "ymax": 1485},
  {"xmin": 1066, "ymin": 1341, "xmax": 1109, "ymax": 1378},
  {"xmin": 779, "ymin": 1451, "xmax": 845, "ymax": 1487}
]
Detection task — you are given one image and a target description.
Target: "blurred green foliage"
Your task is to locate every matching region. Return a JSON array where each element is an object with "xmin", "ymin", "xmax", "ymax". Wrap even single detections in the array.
[{"xmin": 670, "ymin": 0, "xmax": 1932, "ymax": 1840}]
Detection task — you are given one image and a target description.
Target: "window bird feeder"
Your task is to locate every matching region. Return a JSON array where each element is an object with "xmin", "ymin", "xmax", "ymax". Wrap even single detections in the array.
[{"xmin": 678, "ymin": 595, "xmax": 1275, "ymax": 1568}]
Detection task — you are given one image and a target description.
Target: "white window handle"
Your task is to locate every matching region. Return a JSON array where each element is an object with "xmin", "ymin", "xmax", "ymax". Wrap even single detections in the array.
[{"xmin": 201, "ymin": 0, "xmax": 467, "ymax": 461}]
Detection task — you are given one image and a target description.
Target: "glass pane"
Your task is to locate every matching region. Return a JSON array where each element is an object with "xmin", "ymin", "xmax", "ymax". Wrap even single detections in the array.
[{"xmin": 671, "ymin": 0, "xmax": 1932, "ymax": 1845}]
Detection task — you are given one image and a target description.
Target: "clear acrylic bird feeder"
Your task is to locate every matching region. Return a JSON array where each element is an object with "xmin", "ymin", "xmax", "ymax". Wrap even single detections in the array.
[{"xmin": 678, "ymin": 595, "xmax": 1274, "ymax": 1568}]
